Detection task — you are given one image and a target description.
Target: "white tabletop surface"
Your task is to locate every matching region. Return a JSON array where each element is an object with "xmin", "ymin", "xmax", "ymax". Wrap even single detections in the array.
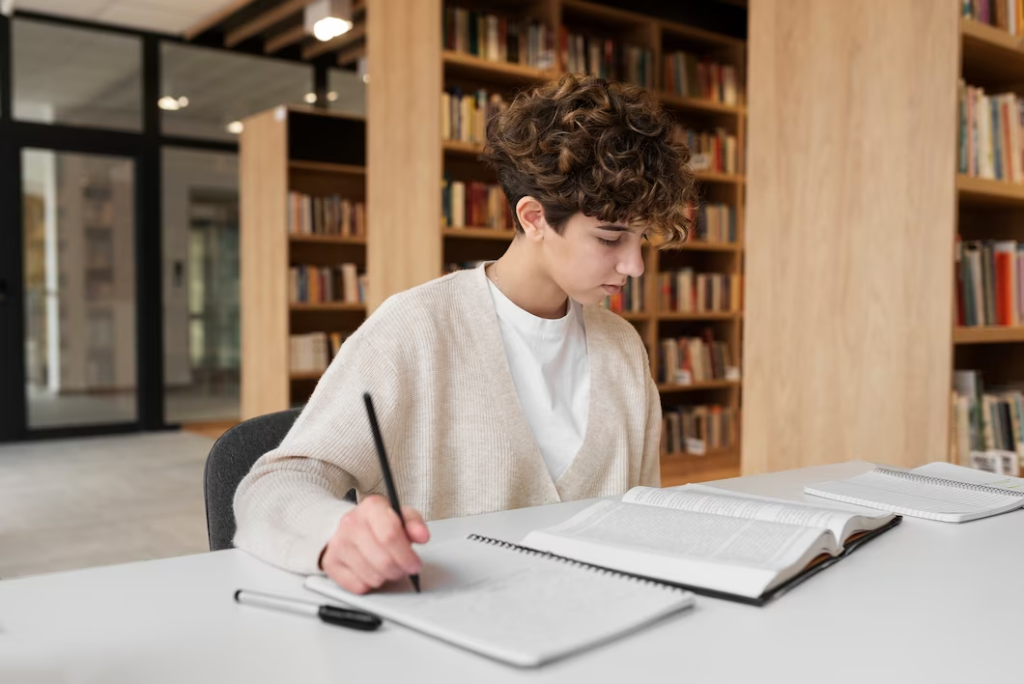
[{"xmin": 1, "ymin": 461, "xmax": 1021, "ymax": 683}]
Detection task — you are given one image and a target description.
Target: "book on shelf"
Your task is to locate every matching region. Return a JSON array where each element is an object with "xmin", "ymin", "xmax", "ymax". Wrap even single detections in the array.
[
  {"xmin": 952, "ymin": 369, "xmax": 1024, "ymax": 475},
  {"xmin": 673, "ymin": 125, "xmax": 738, "ymax": 175},
  {"xmin": 599, "ymin": 275, "xmax": 644, "ymax": 313},
  {"xmin": 442, "ymin": 178, "xmax": 511, "ymax": 230},
  {"xmin": 962, "ymin": 0, "xmax": 1024, "ymax": 36},
  {"xmin": 287, "ymin": 192, "xmax": 366, "ymax": 238},
  {"xmin": 955, "ymin": 237, "xmax": 1024, "ymax": 327},
  {"xmin": 957, "ymin": 81, "xmax": 1024, "ymax": 183},
  {"xmin": 560, "ymin": 28, "xmax": 654, "ymax": 89},
  {"xmin": 658, "ymin": 333, "xmax": 735, "ymax": 384},
  {"xmin": 805, "ymin": 462, "xmax": 1024, "ymax": 523},
  {"xmin": 441, "ymin": 87, "xmax": 508, "ymax": 146},
  {"xmin": 693, "ymin": 203, "xmax": 736, "ymax": 244},
  {"xmin": 521, "ymin": 484, "xmax": 900, "ymax": 605},
  {"xmin": 658, "ymin": 269, "xmax": 741, "ymax": 313},
  {"xmin": 663, "ymin": 404, "xmax": 735, "ymax": 456},
  {"xmin": 663, "ymin": 51, "xmax": 738, "ymax": 105},
  {"xmin": 443, "ymin": 6, "xmax": 554, "ymax": 70},
  {"xmin": 289, "ymin": 263, "xmax": 366, "ymax": 305},
  {"xmin": 290, "ymin": 331, "xmax": 354, "ymax": 374}
]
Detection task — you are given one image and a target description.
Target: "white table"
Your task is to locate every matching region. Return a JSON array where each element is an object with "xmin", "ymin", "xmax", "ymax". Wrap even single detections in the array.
[{"xmin": 1, "ymin": 461, "xmax": 1020, "ymax": 683}]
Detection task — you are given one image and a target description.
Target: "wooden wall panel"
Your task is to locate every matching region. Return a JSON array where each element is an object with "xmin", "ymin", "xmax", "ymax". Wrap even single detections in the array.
[
  {"xmin": 367, "ymin": 0, "xmax": 443, "ymax": 311},
  {"xmin": 742, "ymin": 0, "xmax": 959, "ymax": 472}
]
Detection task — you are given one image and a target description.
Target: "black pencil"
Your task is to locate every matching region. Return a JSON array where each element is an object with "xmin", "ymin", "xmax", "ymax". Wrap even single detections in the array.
[{"xmin": 362, "ymin": 392, "xmax": 421, "ymax": 593}]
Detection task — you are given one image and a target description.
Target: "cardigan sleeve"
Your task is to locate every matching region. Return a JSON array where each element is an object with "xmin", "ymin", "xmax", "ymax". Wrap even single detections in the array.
[
  {"xmin": 233, "ymin": 330, "xmax": 407, "ymax": 575},
  {"xmin": 639, "ymin": 371, "xmax": 662, "ymax": 488}
]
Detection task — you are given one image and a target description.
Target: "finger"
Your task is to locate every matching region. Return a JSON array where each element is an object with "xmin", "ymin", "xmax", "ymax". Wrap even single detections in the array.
[
  {"xmin": 401, "ymin": 507, "xmax": 431, "ymax": 544},
  {"xmin": 337, "ymin": 528, "xmax": 388, "ymax": 588},
  {"xmin": 352, "ymin": 518, "xmax": 407, "ymax": 583},
  {"xmin": 327, "ymin": 562, "xmax": 370, "ymax": 595},
  {"xmin": 366, "ymin": 505, "xmax": 422, "ymax": 575}
]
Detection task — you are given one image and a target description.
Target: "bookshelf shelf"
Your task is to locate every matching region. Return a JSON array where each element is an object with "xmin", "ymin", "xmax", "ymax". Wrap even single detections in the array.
[
  {"xmin": 289, "ymin": 234, "xmax": 366, "ymax": 246},
  {"xmin": 953, "ymin": 326, "xmax": 1024, "ymax": 345},
  {"xmin": 956, "ymin": 174, "xmax": 1024, "ymax": 206},
  {"xmin": 289, "ymin": 160, "xmax": 366, "ymax": 175},
  {"xmin": 660, "ymin": 448, "xmax": 741, "ymax": 487},
  {"xmin": 290, "ymin": 302, "xmax": 367, "ymax": 312},
  {"xmin": 289, "ymin": 371, "xmax": 324, "ymax": 381},
  {"xmin": 676, "ymin": 241, "xmax": 743, "ymax": 252},
  {"xmin": 960, "ymin": 18, "xmax": 1024, "ymax": 83},
  {"xmin": 442, "ymin": 227, "xmax": 516, "ymax": 240},
  {"xmin": 442, "ymin": 139, "xmax": 485, "ymax": 156},
  {"xmin": 657, "ymin": 92, "xmax": 744, "ymax": 116},
  {"xmin": 656, "ymin": 380, "xmax": 740, "ymax": 392},
  {"xmin": 658, "ymin": 311, "xmax": 742, "ymax": 321},
  {"xmin": 442, "ymin": 49, "xmax": 559, "ymax": 84},
  {"xmin": 693, "ymin": 171, "xmax": 745, "ymax": 185}
]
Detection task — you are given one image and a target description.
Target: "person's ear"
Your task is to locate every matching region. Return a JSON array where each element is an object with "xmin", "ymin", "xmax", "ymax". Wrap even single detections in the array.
[{"xmin": 515, "ymin": 197, "xmax": 548, "ymax": 242}]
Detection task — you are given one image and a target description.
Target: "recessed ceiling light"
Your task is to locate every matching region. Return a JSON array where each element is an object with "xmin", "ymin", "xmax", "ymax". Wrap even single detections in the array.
[
  {"xmin": 177, "ymin": 96, "xmax": 189, "ymax": 107},
  {"xmin": 226, "ymin": 121, "xmax": 244, "ymax": 135},
  {"xmin": 304, "ymin": 92, "xmax": 317, "ymax": 104},
  {"xmin": 158, "ymin": 96, "xmax": 183, "ymax": 111},
  {"xmin": 327, "ymin": 91, "xmax": 338, "ymax": 102}
]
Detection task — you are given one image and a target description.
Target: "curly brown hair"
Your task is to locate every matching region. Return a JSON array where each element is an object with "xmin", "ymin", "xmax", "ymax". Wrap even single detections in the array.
[{"xmin": 479, "ymin": 73, "xmax": 695, "ymax": 246}]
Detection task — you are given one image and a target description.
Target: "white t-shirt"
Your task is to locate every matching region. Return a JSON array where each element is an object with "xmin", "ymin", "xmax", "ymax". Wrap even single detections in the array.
[{"xmin": 486, "ymin": 277, "xmax": 590, "ymax": 481}]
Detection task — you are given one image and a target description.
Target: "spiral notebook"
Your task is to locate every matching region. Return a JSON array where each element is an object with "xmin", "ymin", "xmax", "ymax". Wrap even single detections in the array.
[
  {"xmin": 805, "ymin": 463, "xmax": 1024, "ymax": 522},
  {"xmin": 304, "ymin": 535, "xmax": 694, "ymax": 667}
]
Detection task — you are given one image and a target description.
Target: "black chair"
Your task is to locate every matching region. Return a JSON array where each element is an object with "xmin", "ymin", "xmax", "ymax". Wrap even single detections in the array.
[{"xmin": 203, "ymin": 408, "xmax": 302, "ymax": 551}]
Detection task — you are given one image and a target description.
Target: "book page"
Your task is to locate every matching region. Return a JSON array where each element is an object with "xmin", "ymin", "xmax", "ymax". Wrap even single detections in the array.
[
  {"xmin": 522, "ymin": 499, "xmax": 836, "ymax": 598},
  {"xmin": 912, "ymin": 462, "xmax": 1024, "ymax": 491},
  {"xmin": 305, "ymin": 537, "xmax": 693, "ymax": 667},
  {"xmin": 622, "ymin": 485, "xmax": 891, "ymax": 546}
]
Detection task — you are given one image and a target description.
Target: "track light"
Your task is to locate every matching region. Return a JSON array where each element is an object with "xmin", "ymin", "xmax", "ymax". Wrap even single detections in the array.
[{"xmin": 305, "ymin": 0, "xmax": 353, "ymax": 42}]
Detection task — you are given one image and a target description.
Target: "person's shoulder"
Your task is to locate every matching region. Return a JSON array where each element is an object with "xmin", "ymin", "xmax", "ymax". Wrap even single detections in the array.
[
  {"xmin": 358, "ymin": 268, "xmax": 481, "ymax": 338},
  {"xmin": 584, "ymin": 306, "xmax": 648, "ymax": 356}
]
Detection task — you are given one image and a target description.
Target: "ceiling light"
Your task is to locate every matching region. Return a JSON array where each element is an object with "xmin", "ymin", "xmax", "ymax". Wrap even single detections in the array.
[
  {"xmin": 158, "ymin": 96, "xmax": 184, "ymax": 111},
  {"xmin": 304, "ymin": 92, "xmax": 317, "ymax": 104},
  {"xmin": 177, "ymin": 96, "xmax": 189, "ymax": 107},
  {"xmin": 226, "ymin": 121, "xmax": 244, "ymax": 135},
  {"xmin": 326, "ymin": 91, "xmax": 338, "ymax": 102},
  {"xmin": 361, "ymin": 74, "xmax": 370, "ymax": 84},
  {"xmin": 305, "ymin": 0, "xmax": 353, "ymax": 42}
]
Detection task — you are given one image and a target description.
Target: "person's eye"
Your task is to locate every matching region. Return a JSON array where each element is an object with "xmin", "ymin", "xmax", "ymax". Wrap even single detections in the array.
[{"xmin": 598, "ymin": 237, "xmax": 620, "ymax": 247}]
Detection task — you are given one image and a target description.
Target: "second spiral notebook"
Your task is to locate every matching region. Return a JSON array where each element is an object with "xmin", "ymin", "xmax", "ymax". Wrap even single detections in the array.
[{"xmin": 303, "ymin": 534, "xmax": 695, "ymax": 667}]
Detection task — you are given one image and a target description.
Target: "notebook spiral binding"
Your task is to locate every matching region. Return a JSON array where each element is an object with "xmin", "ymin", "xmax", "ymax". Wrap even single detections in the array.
[
  {"xmin": 467, "ymin": 534, "xmax": 685, "ymax": 593},
  {"xmin": 875, "ymin": 467, "xmax": 1024, "ymax": 498}
]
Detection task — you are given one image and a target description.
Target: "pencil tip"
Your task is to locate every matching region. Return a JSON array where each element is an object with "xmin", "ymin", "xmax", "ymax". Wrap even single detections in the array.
[{"xmin": 411, "ymin": 575, "xmax": 421, "ymax": 593}]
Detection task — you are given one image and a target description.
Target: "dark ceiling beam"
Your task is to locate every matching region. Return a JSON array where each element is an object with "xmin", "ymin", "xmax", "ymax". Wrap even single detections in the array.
[
  {"xmin": 264, "ymin": 24, "xmax": 306, "ymax": 54},
  {"xmin": 225, "ymin": 0, "xmax": 314, "ymax": 47}
]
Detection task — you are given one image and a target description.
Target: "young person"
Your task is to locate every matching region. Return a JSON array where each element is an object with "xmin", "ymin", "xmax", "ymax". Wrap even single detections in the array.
[{"xmin": 234, "ymin": 74, "xmax": 696, "ymax": 594}]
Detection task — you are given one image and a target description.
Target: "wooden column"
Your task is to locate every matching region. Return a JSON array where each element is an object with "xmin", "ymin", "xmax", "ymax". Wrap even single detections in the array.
[
  {"xmin": 366, "ymin": 0, "xmax": 443, "ymax": 311},
  {"xmin": 742, "ymin": 0, "xmax": 960, "ymax": 472}
]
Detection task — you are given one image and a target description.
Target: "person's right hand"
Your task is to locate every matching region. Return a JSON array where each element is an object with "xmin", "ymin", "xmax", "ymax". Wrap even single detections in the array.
[{"xmin": 319, "ymin": 495, "xmax": 430, "ymax": 594}]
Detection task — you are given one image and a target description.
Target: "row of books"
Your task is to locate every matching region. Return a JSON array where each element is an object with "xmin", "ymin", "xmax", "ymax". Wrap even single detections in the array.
[
  {"xmin": 663, "ymin": 52, "xmax": 739, "ymax": 105},
  {"xmin": 693, "ymin": 203, "xmax": 736, "ymax": 244},
  {"xmin": 442, "ymin": 178, "xmax": 512, "ymax": 230},
  {"xmin": 658, "ymin": 335, "xmax": 735, "ymax": 385},
  {"xmin": 952, "ymin": 369, "xmax": 1023, "ymax": 475},
  {"xmin": 561, "ymin": 30, "xmax": 654, "ymax": 89},
  {"xmin": 600, "ymin": 276, "xmax": 644, "ymax": 314},
  {"xmin": 658, "ymin": 270, "xmax": 742, "ymax": 314},
  {"xmin": 443, "ymin": 7, "xmax": 555, "ymax": 69},
  {"xmin": 962, "ymin": 0, "xmax": 1024, "ymax": 35},
  {"xmin": 673, "ymin": 126, "xmax": 738, "ymax": 175},
  {"xmin": 662, "ymin": 404, "xmax": 736, "ymax": 456},
  {"xmin": 955, "ymin": 238, "xmax": 1024, "ymax": 327},
  {"xmin": 442, "ymin": 88, "xmax": 508, "ymax": 146},
  {"xmin": 289, "ymin": 263, "xmax": 366, "ymax": 305},
  {"xmin": 957, "ymin": 82, "xmax": 1024, "ymax": 183},
  {"xmin": 287, "ymin": 193, "xmax": 366, "ymax": 237},
  {"xmin": 289, "ymin": 331, "xmax": 352, "ymax": 374}
]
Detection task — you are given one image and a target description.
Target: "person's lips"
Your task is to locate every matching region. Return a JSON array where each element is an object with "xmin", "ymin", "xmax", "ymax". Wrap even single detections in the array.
[{"xmin": 602, "ymin": 284, "xmax": 624, "ymax": 295}]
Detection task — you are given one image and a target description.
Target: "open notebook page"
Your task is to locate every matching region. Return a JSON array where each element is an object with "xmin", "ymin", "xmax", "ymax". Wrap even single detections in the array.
[
  {"xmin": 912, "ymin": 462, "xmax": 1024, "ymax": 491},
  {"xmin": 521, "ymin": 499, "xmax": 837, "ymax": 599},
  {"xmin": 622, "ymin": 485, "xmax": 894, "ymax": 547},
  {"xmin": 304, "ymin": 536, "xmax": 693, "ymax": 668},
  {"xmin": 805, "ymin": 468, "xmax": 1024, "ymax": 522}
]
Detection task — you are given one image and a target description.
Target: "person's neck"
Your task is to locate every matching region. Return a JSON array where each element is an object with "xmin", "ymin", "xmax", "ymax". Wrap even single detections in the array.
[{"xmin": 488, "ymin": 240, "xmax": 568, "ymax": 319}]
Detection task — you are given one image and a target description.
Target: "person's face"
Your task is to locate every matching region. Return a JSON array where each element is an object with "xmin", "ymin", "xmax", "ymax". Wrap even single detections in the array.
[{"xmin": 540, "ymin": 211, "xmax": 646, "ymax": 306}]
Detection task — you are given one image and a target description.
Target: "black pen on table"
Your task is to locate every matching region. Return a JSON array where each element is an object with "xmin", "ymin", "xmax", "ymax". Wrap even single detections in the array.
[{"xmin": 363, "ymin": 391, "xmax": 421, "ymax": 593}]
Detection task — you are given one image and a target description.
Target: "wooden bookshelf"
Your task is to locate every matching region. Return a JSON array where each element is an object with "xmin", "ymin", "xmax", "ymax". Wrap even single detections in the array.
[
  {"xmin": 953, "ymin": 326, "xmax": 1024, "ymax": 344},
  {"xmin": 240, "ymin": 106, "xmax": 367, "ymax": 419},
  {"xmin": 429, "ymin": 0, "xmax": 746, "ymax": 485}
]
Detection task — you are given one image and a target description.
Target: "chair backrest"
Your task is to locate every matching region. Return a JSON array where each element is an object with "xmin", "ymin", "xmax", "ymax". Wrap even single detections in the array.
[{"xmin": 203, "ymin": 408, "xmax": 301, "ymax": 551}]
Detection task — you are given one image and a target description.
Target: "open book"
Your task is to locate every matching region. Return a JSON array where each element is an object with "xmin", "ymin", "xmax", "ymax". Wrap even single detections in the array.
[
  {"xmin": 805, "ymin": 462, "xmax": 1024, "ymax": 523},
  {"xmin": 519, "ymin": 484, "xmax": 901, "ymax": 606},
  {"xmin": 305, "ymin": 535, "xmax": 693, "ymax": 668}
]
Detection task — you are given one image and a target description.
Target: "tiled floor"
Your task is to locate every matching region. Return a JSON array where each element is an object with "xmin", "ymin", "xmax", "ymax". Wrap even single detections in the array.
[{"xmin": 0, "ymin": 431, "xmax": 215, "ymax": 579}]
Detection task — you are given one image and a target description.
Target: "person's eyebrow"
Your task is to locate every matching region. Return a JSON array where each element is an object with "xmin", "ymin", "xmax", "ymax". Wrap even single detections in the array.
[{"xmin": 596, "ymin": 223, "xmax": 632, "ymax": 232}]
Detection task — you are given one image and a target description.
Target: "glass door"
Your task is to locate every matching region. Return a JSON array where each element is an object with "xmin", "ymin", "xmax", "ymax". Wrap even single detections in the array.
[{"xmin": 20, "ymin": 148, "xmax": 139, "ymax": 430}]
